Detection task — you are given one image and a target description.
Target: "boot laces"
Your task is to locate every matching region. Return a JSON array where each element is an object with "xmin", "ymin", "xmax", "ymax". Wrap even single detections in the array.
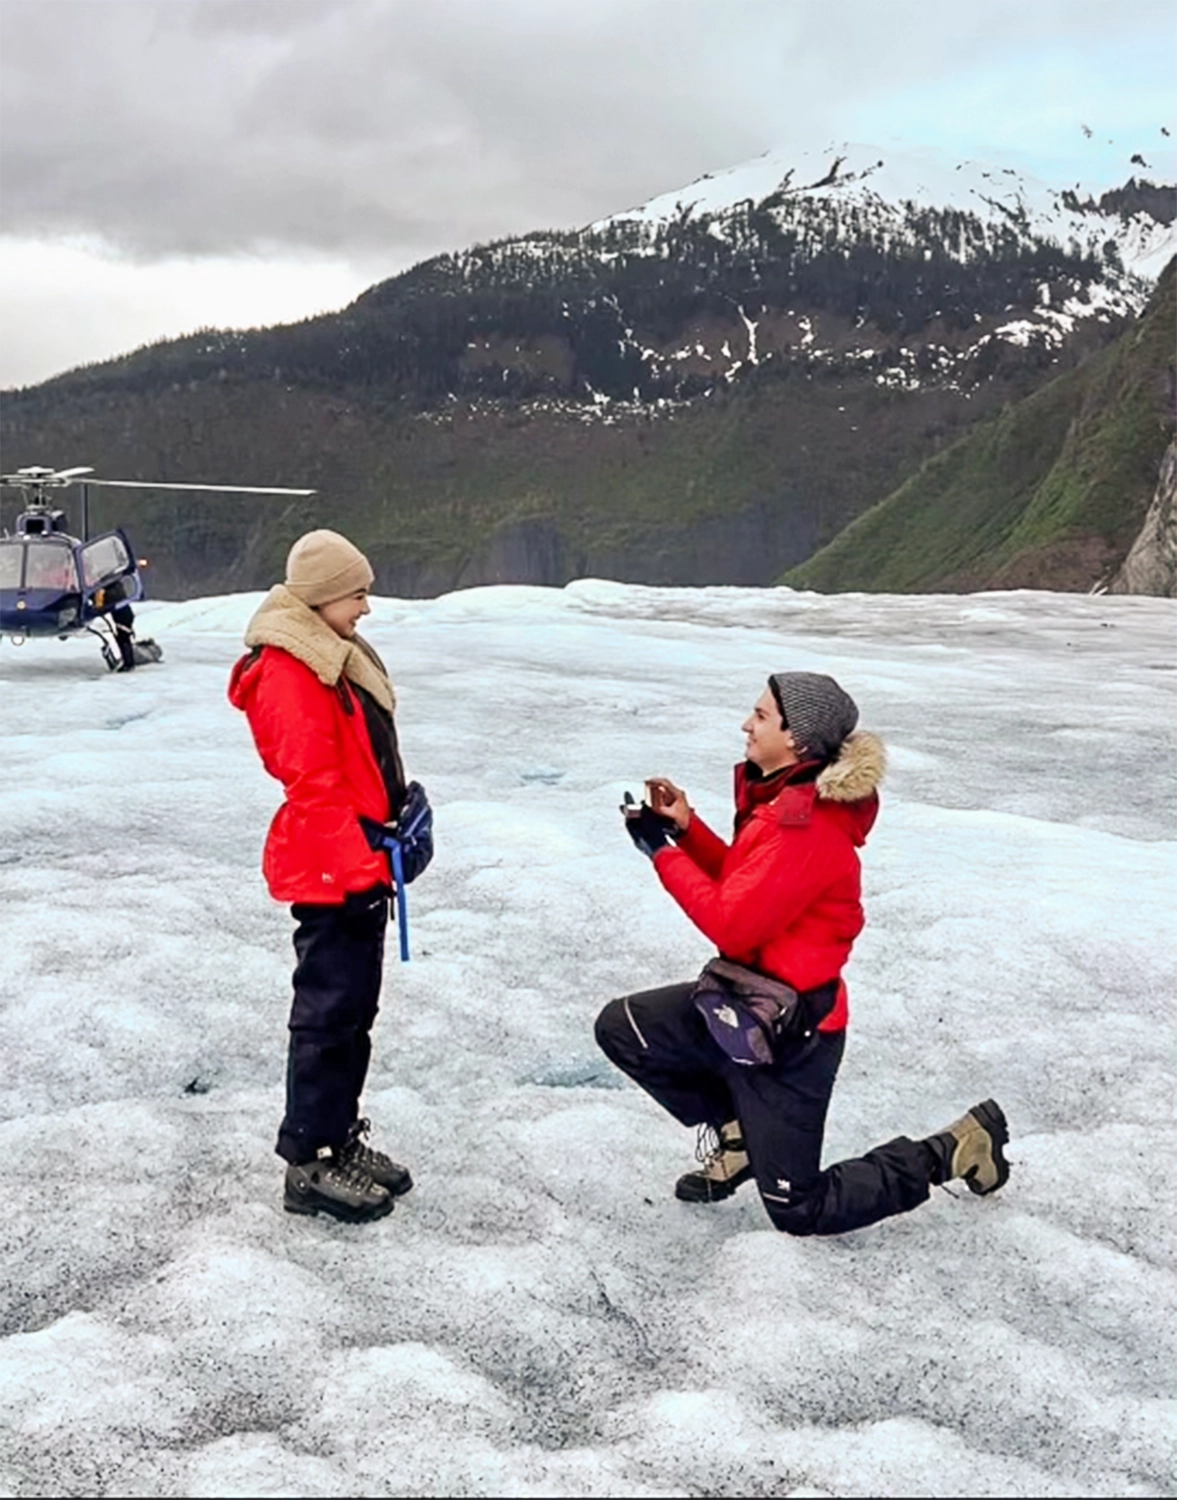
[
  {"xmin": 340, "ymin": 1118, "xmax": 389, "ymax": 1177},
  {"xmin": 696, "ymin": 1123, "xmax": 742, "ymax": 1167},
  {"xmin": 694, "ymin": 1122, "xmax": 745, "ymax": 1179},
  {"xmin": 315, "ymin": 1146, "xmax": 379, "ymax": 1196},
  {"xmin": 695, "ymin": 1123, "xmax": 722, "ymax": 1167}
]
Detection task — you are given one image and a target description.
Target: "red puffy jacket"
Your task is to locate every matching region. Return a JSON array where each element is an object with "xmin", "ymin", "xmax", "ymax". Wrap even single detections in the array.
[
  {"xmin": 228, "ymin": 645, "xmax": 391, "ymax": 904},
  {"xmin": 653, "ymin": 735, "xmax": 885, "ymax": 1031}
]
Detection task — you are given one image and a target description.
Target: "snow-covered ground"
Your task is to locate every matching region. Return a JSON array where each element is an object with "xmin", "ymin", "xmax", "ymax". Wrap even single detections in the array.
[{"xmin": 1, "ymin": 581, "xmax": 1174, "ymax": 1499}]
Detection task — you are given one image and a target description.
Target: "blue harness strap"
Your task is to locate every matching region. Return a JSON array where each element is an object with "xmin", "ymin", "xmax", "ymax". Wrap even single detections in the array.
[{"xmin": 390, "ymin": 841, "xmax": 410, "ymax": 961}]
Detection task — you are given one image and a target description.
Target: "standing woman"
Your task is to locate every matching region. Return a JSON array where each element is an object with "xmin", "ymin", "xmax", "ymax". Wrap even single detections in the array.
[{"xmin": 229, "ymin": 529, "xmax": 416, "ymax": 1223}]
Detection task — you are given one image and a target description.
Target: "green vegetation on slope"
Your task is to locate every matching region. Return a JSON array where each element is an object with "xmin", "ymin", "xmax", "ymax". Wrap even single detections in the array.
[
  {"xmin": 0, "ymin": 366, "xmax": 1004, "ymax": 598},
  {"xmin": 783, "ymin": 258, "xmax": 1176, "ymax": 593}
]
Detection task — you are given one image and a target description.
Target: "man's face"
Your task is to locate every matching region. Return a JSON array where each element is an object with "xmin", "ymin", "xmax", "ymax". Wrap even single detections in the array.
[
  {"xmin": 317, "ymin": 588, "xmax": 370, "ymax": 638},
  {"xmin": 742, "ymin": 687, "xmax": 800, "ymax": 774}
]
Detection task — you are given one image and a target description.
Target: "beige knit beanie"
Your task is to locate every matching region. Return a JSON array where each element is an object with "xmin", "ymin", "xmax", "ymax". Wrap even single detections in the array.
[{"xmin": 285, "ymin": 529, "xmax": 374, "ymax": 607}]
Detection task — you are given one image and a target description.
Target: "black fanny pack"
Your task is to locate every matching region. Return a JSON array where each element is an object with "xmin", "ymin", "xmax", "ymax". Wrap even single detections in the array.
[{"xmin": 692, "ymin": 958, "xmax": 837, "ymax": 1067}]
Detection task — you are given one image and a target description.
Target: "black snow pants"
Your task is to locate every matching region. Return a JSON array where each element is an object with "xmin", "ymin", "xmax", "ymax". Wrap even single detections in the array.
[
  {"xmin": 111, "ymin": 602, "xmax": 136, "ymax": 672},
  {"xmin": 276, "ymin": 885, "xmax": 389, "ymax": 1164},
  {"xmin": 595, "ymin": 981, "xmax": 934, "ymax": 1236}
]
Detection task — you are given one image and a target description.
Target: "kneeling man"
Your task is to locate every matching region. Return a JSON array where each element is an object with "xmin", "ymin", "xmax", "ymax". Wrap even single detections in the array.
[{"xmin": 596, "ymin": 671, "xmax": 1008, "ymax": 1237}]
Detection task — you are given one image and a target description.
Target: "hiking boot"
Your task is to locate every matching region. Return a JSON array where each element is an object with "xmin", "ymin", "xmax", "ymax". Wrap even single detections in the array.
[
  {"xmin": 338, "ymin": 1118, "xmax": 413, "ymax": 1198},
  {"xmin": 675, "ymin": 1121, "xmax": 755, "ymax": 1203},
  {"xmin": 284, "ymin": 1147, "xmax": 393, "ymax": 1222},
  {"xmin": 924, "ymin": 1099, "xmax": 1010, "ymax": 1196}
]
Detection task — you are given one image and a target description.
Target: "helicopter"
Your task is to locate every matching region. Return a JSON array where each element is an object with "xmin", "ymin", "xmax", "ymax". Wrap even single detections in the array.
[{"xmin": 0, "ymin": 465, "xmax": 315, "ymax": 671}]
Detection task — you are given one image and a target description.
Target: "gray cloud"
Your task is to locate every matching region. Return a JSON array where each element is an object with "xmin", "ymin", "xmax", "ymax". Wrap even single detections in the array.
[{"xmin": 2, "ymin": 0, "xmax": 1171, "ymax": 275}]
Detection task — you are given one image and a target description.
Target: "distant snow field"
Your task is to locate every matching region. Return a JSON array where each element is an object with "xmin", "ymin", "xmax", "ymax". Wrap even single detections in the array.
[{"xmin": 1, "ymin": 581, "xmax": 1174, "ymax": 1499}]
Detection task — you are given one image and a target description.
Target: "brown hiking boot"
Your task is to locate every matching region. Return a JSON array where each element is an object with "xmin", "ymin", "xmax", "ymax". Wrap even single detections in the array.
[
  {"xmin": 675, "ymin": 1121, "xmax": 754, "ymax": 1203},
  {"xmin": 284, "ymin": 1147, "xmax": 393, "ymax": 1222},
  {"xmin": 928, "ymin": 1099, "xmax": 1010, "ymax": 1196},
  {"xmin": 338, "ymin": 1118, "xmax": 413, "ymax": 1198}
]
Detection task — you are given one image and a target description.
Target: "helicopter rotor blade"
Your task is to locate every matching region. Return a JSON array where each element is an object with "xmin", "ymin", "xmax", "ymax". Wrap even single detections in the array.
[
  {"xmin": 82, "ymin": 480, "xmax": 316, "ymax": 495},
  {"xmin": 1, "ymin": 467, "xmax": 92, "ymax": 487}
]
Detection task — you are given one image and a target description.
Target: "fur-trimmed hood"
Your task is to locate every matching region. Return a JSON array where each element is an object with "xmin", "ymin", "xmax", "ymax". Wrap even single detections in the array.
[
  {"xmin": 816, "ymin": 731, "xmax": 886, "ymax": 803},
  {"xmin": 242, "ymin": 584, "xmax": 395, "ymax": 714},
  {"xmin": 735, "ymin": 730, "xmax": 885, "ymax": 847}
]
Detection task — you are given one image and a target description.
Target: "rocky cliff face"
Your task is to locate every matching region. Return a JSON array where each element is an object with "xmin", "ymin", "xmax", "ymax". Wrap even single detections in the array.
[{"xmin": 1109, "ymin": 438, "xmax": 1177, "ymax": 596}]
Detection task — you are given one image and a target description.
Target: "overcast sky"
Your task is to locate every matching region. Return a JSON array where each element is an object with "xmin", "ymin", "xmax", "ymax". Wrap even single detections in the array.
[{"xmin": 1, "ymin": 0, "xmax": 1173, "ymax": 389}]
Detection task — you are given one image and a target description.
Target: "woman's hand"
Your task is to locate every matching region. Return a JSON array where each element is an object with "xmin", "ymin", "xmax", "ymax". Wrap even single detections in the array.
[{"xmin": 644, "ymin": 777, "xmax": 691, "ymax": 832}]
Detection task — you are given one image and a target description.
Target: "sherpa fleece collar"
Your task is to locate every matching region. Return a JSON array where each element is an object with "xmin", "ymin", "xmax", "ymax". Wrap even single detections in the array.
[{"xmin": 243, "ymin": 584, "xmax": 395, "ymax": 714}]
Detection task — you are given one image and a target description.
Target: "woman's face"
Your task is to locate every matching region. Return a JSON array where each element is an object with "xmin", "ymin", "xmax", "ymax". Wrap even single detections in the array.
[
  {"xmin": 741, "ymin": 687, "xmax": 800, "ymax": 773},
  {"xmin": 317, "ymin": 588, "xmax": 370, "ymax": 638}
]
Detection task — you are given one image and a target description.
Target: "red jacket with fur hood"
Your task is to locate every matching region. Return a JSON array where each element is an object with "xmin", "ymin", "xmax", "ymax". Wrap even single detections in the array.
[
  {"xmin": 228, "ymin": 585, "xmax": 394, "ymax": 904},
  {"xmin": 653, "ymin": 733, "xmax": 885, "ymax": 1031}
]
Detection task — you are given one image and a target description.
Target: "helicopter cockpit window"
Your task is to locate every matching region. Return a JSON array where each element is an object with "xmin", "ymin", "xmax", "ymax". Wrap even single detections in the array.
[
  {"xmin": 80, "ymin": 534, "xmax": 132, "ymax": 588},
  {"xmin": 24, "ymin": 542, "xmax": 79, "ymax": 592},
  {"xmin": 0, "ymin": 541, "xmax": 23, "ymax": 590}
]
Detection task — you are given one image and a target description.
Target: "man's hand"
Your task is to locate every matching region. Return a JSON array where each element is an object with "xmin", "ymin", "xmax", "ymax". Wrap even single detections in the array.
[
  {"xmin": 621, "ymin": 791, "xmax": 676, "ymax": 859},
  {"xmin": 644, "ymin": 777, "xmax": 691, "ymax": 832}
]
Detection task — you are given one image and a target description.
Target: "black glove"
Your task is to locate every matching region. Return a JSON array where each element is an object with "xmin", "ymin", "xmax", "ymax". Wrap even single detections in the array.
[
  {"xmin": 360, "ymin": 781, "xmax": 434, "ymax": 884},
  {"xmin": 620, "ymin": 791, "xmax": 675, "ymax": 859}
]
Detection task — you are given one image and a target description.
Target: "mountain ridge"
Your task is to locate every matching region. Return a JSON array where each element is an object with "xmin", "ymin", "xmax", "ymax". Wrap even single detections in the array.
[{"xmin": 2, "ymin": 140, "xmax": 1173, "ymax": 598}]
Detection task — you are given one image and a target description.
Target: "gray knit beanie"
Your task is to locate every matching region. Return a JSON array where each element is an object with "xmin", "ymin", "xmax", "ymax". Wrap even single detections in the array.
[
  {"xmin": 768, "ymin": 672, "xmax": 859, "ymax": 762},
  {"xmin": 285, "ymin": 529, "xmax": 374, "ymax": 607}
]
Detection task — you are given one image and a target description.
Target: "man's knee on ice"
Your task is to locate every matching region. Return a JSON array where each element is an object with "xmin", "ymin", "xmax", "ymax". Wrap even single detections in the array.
[
  {"xmin": 759, "ymin": 1179, "xmax": 823, "ymax": 1237},
  {"xmin": 594, "ymin": 998, "xmax": 633, "ymax": 1066}
]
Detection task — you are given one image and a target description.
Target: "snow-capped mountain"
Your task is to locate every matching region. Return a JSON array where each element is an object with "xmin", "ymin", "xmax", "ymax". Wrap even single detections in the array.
[
  {"xmin": 588, "ymin": 140, "xmax": 1172, "ymax": 367},
  {"xmin": 347, "ymin": 138, "xmax": 1173, "ymax": 412},
  {"xmin": 3, "ymin": 139, "xmax": 1174, "ymax": 599},
  {"xmin": 602, "ymin": 139, "xmax": 1174, "ymax": 277}
]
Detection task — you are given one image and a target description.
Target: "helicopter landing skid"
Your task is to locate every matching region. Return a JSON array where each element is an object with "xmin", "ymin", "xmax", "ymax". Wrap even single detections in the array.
[
  {"xmin": 86, "ymin": 623, "xmax": 120, "ymax": 671},
  {"xmin": 86, "ymin": 622, "xmax": 163, "ymax": 672}
]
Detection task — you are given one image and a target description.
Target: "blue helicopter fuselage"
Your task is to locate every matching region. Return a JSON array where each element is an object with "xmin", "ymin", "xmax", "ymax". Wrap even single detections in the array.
[{"xmin": 0, "ymin": 528, "xmax": 142, "ymax": 639}]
